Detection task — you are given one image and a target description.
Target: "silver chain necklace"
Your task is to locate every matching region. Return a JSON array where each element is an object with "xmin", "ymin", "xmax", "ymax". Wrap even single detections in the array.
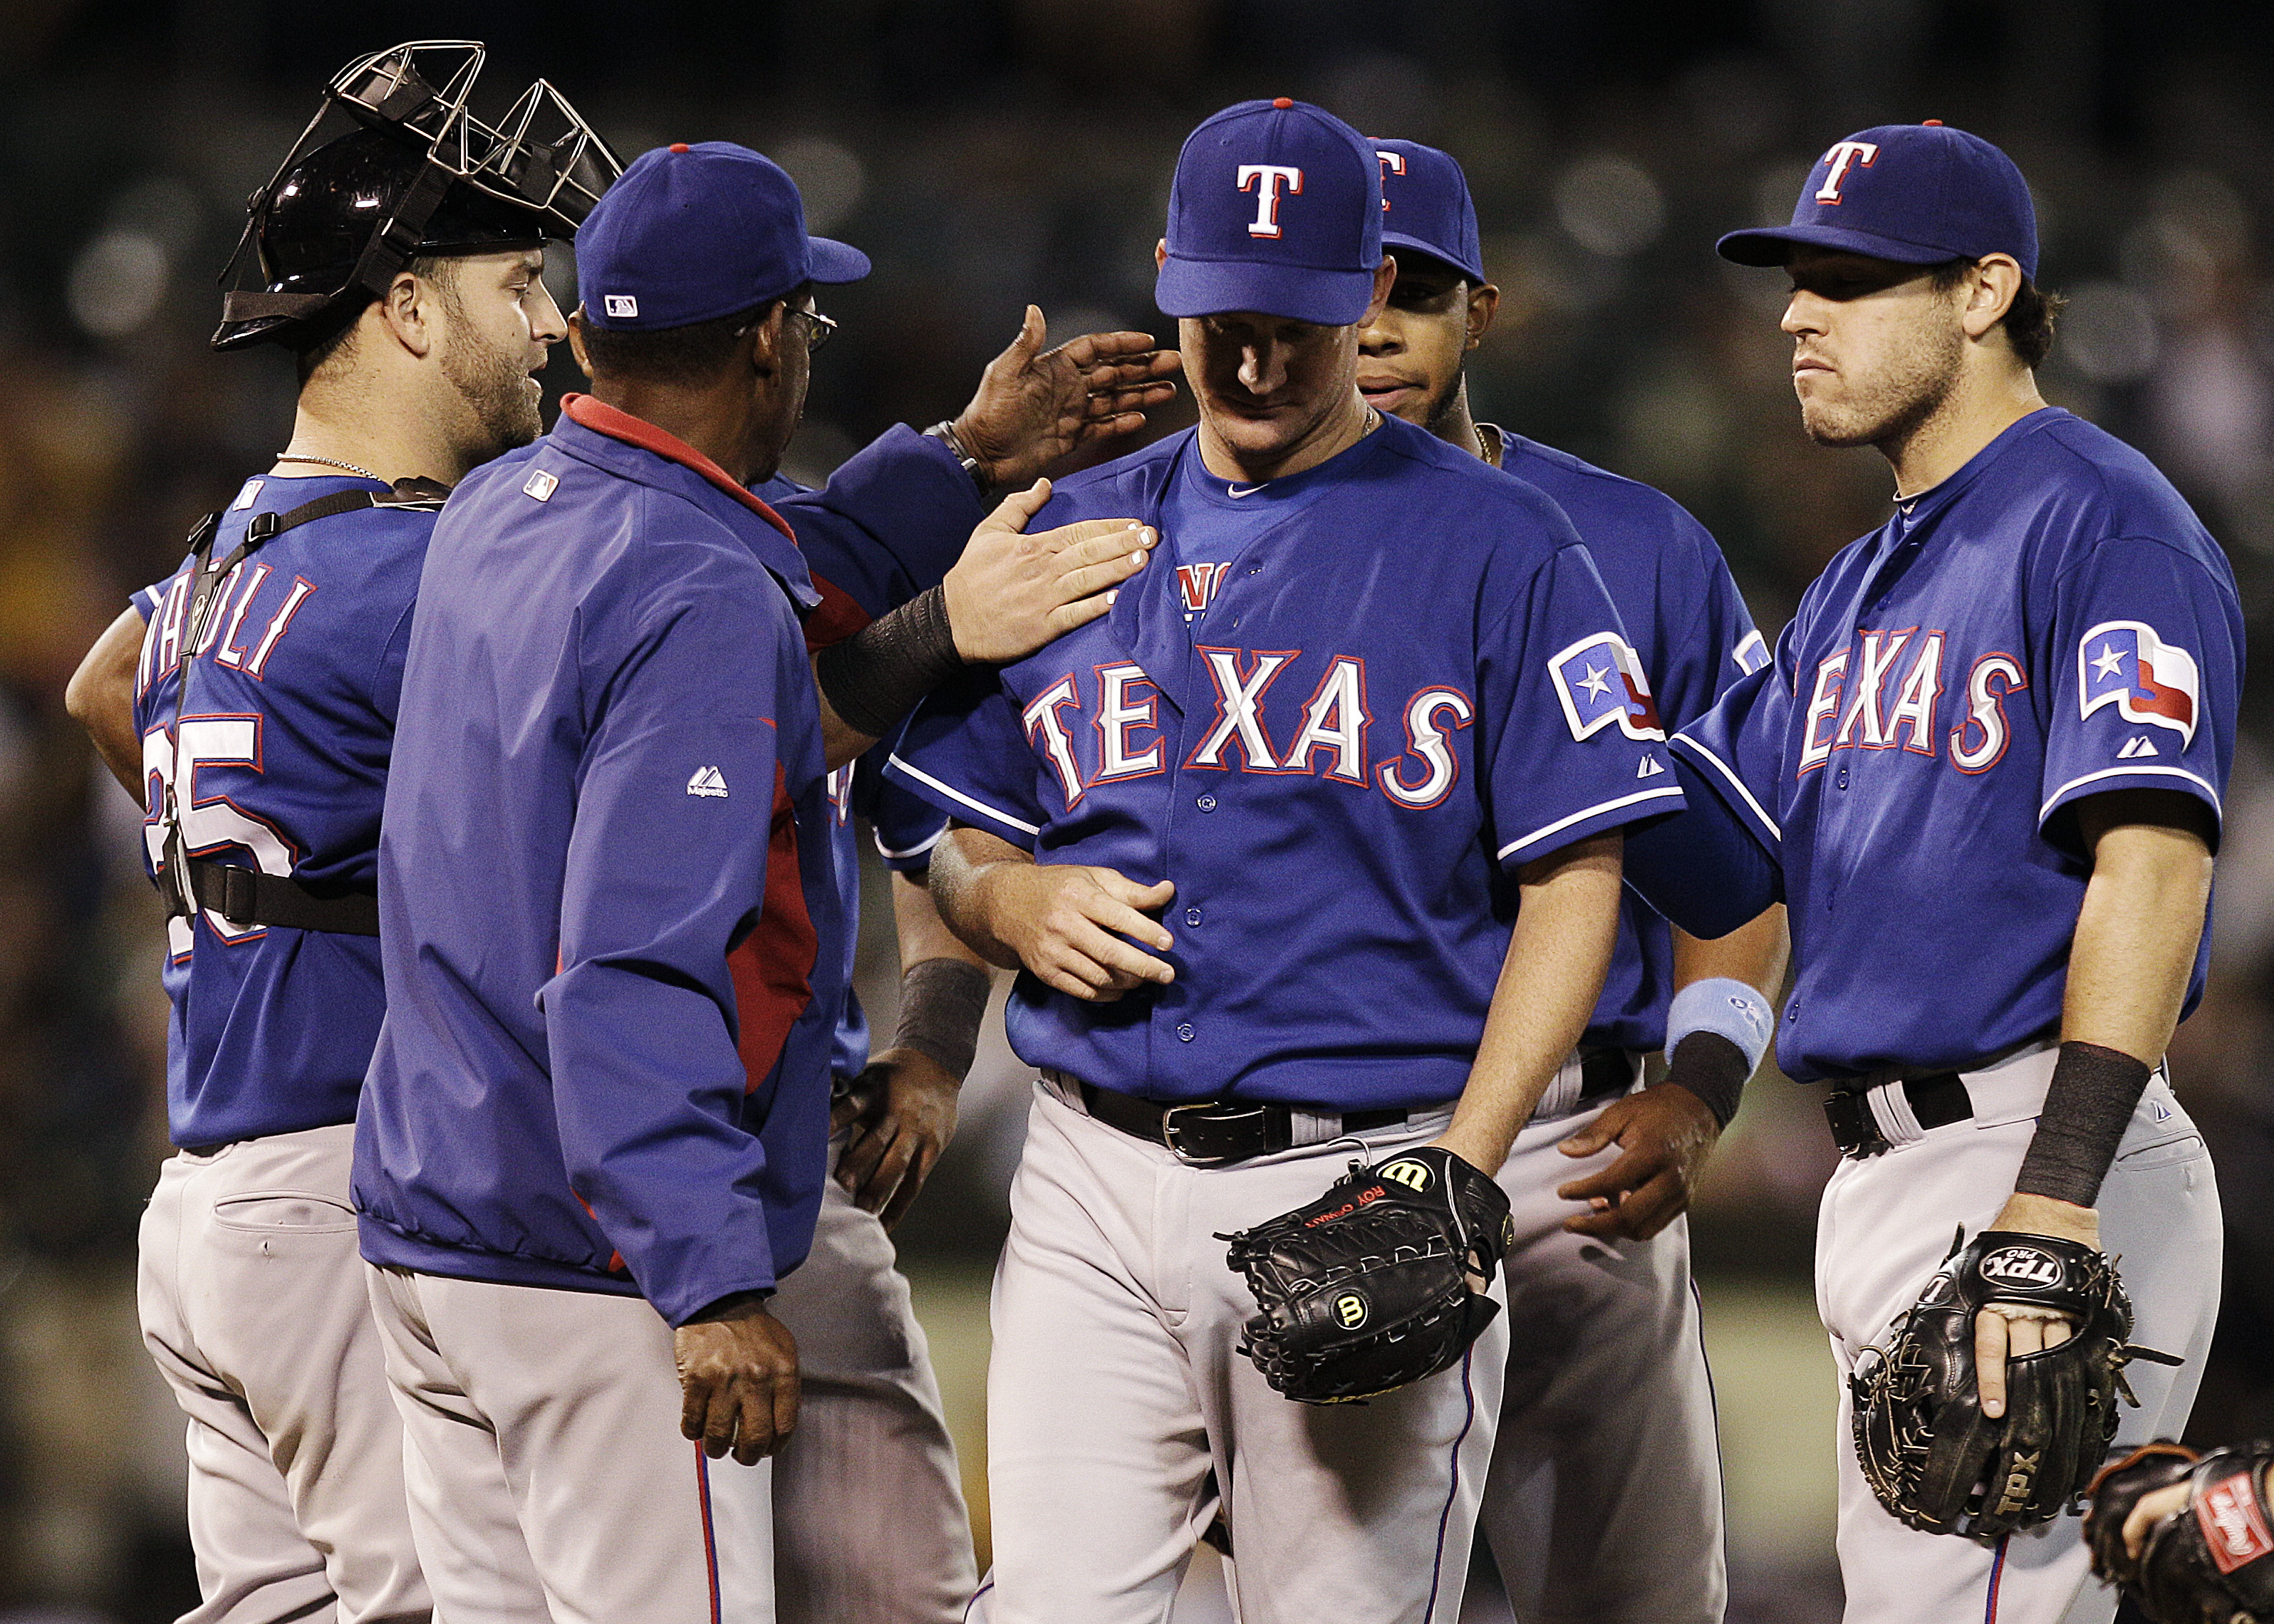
[{"xmin": 276, "ymin": 452, "xmax": 383, "ymax": 482}]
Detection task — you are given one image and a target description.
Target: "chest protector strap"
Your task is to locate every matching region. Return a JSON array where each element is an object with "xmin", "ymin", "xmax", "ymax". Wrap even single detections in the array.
[{"xmin": 157, "ymin": 478, "xmax": 447, "ymax": 939}]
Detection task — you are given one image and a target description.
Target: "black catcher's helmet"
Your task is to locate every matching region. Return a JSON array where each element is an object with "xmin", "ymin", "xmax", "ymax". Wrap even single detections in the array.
[{"xmin": 215, "ymin": 41, "xmax": 621, "ymax": 353}]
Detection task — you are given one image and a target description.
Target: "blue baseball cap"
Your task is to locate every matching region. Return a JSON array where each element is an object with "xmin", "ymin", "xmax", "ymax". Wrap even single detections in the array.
[
  {"xmin": 577, "ymin": 141, "xmax": 870, "ymax": 331},
  {"xmin": 1156, "ymin": 98, "xmax": 1384, "ymax": 327},
  {"xmin": 1716, "ymin": 122, "xmax": 2039, "ymax": 280},
  {"xmin": 1371, "ymin": 138, "xmax": 1485, "ymax": 283}
]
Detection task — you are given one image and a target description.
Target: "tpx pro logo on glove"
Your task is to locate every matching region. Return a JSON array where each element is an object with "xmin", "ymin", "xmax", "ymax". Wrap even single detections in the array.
[{"xmin": 1978, "ymin": 1246, "xmax": 2065, "ymax": 1289}]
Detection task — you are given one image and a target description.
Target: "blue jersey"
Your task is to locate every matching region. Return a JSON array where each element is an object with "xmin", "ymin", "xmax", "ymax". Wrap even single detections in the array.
[
  {"xmin": 754, "ymin": 449, "xmax": 963, "ymax": 1082},
  {"xmin": 1493, "ymin": 431, "xmax": 1762, "ymax": 1052},
  {"xmin": 1671, "ymin": 409, "xmax": 2243, "ymax": 1083},
  {"xmin": 355, "ymin": 401, "xmax": 845, "ymax": 1326},
  {"xmin": 888, "ymin": 413, "xmax": 1681, "ymax": 1112},
  {"xmin": 130, "ymin": 474, "xmax": 431, "ymax": 1149}
]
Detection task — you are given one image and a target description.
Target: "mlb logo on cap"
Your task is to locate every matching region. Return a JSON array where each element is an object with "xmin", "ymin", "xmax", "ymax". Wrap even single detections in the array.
[
  {"xmin": 1156, "ymin": 98, "xmax": 1384, "ymax": 326},
  {"xmin": 603, "ymin": 294, "xmax": 638, "ymax": 318}
]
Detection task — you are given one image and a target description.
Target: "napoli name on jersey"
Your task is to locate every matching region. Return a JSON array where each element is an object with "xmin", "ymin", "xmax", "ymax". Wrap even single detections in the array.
[
  {"xmin": 1671, "ymin": 407, "xmax": 2243, "ymax": 1082},
  {"xmin": 889, "ymin": 410, "xmax": 1683, "ymax": 1111},
  {"xmin": 132, "ymin": 473, "xmax": 436, "ymax": 1149}
]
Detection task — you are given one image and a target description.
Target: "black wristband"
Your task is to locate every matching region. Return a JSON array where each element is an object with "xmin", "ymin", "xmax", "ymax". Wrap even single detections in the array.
[
  {"xmin": 2014, "ymin": 1040, "xmax": 2154, "ymax": 1207},
  {"xmin": 890, "ymin": 957, "xmax": 991, "ymax": 1081},
  {"xmin": 814, "ymin": 585, "xmax": 962, "ymax": 739},
  {"xmin": 1664, "ymin": 1031, "xmax": 1750, "ymax": 1129}
]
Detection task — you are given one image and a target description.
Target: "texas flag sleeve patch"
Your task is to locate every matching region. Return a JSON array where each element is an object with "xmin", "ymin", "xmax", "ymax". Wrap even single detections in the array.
[
  {"xmin": 2078, "ymin": 619, "xmax": 2199, "ymax": 745},
  {"xmin": 1549, "ymin": 631, "xmax": 1666, "ymax": 742}
]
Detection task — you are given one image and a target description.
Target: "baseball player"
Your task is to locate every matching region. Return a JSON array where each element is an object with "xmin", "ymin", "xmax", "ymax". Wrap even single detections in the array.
[
  {"xmin": 888, "ymin": 98, "xmax": 1686, "ymax": 1623},
  {"xmin": 1354, "ymin": 137, "xmax": 1787, "ymax": 1623},
  {"xmin": 351, "ymin": 139, "xmax": 1165, "ymax": 1621},
  {"xmin": 58, "ymin": 42, "xmax": 617, "ymax": 1624},
  {"xmin": 746, "ymin": 320, "xmax": 1178, "ymax": 1623},
  {"xmin": 1669, "ymin": 123, "xmax": 2237, "ymax": 1623}
]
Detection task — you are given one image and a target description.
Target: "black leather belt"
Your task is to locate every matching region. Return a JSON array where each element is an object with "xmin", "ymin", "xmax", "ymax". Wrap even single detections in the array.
[
  {"xmin": 1824, "ymin": 1071, "xmax": 1973, "ymax": 1159},
  {"xmin": 1075, "ymin": 1084, "xmax": 1407, "ymax": 1166},
  {"xmin": 1069, "ymin": 1048, "xmax": 1634, "ymax": 1168}
]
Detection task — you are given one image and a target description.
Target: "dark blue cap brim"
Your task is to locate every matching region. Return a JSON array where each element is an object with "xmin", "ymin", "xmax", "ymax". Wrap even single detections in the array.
[
  {"xmin": 807, "ymin": 237, "xmax": 871, "ymax": 284},
  {"xmin": 1382, "ymin": 231, "xmax": 1485, "ymax": 285},
  {"xmin": 1156, "ymin": 254, "xmax": 1378, "ymax": 326},
  {"xmin": 1715, "ymin": 222, "xmax": 1963, "ymax": 269}
]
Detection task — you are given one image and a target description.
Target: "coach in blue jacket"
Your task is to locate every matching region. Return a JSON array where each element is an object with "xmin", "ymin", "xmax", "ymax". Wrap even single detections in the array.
[{"xmin": 353, "ymin": 145, "xmax": 910, "ymax": 1620}]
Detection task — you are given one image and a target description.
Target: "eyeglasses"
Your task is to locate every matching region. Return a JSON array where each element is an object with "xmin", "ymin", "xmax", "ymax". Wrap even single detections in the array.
[{"xmin": 786, "ymin": 306, "xmax": 837, "ymax": 352}]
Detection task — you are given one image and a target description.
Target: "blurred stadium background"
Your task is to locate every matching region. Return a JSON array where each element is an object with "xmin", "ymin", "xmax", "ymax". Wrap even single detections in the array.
[{"xmin": 1, "ymin": 1, "xmax": 2270, "ymax": 1618}]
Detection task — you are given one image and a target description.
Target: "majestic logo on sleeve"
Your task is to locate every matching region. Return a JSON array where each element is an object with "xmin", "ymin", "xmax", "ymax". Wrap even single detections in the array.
[
  {"xmin": 2079, "ymin": 620, "xmax": 2198, "ymax": 745},
  {"xmin": 1549, "ymin": 633, "xmax": 1663, "ymax": 742}
]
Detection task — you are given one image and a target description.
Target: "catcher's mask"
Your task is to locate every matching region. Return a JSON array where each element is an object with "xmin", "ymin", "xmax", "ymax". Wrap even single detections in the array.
[{"xmin": 214, "ymin": 41, "xmax": 621, "ymax": 353}]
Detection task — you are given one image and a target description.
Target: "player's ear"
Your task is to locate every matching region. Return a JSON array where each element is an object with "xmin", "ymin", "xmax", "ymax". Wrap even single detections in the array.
[
  {"xmin": 744, "ymin": 302, "xmax": 787, "ymax": 379},
  {"xmin": 1466, "ymin": 281, "xmax": 1502, "ymax": 348},
  {"xmin": 375, "ymin": 266, "xmax": 439, "ymax": 360},
  {"xmin": 1961, "ymin": 255, "xmax": 2023, "ymax": 341},
  {"xmin": 1154, "ymin": 238, "xmax": 1168, "ymax": 272},
  {"xmin": 565, "ymin": 308, "xmax": 596, "ymax": 382}
]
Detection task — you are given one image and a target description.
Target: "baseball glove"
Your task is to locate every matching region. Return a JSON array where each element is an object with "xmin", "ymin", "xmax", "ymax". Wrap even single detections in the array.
[
  {"xmin": 1849, "ymin": 1228, "xmax": 2178, "ymax": 1543},
  {"xmin": 1220, "ymin": 1145, "xmax": 1512, "ymax": 1405},
  {"xmin": 2087, "ymin": 1440, "xmax": 2274, "ymax": 1624}
]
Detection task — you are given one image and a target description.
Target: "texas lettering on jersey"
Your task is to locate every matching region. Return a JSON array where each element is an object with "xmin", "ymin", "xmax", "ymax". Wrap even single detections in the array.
[
  {"xmin": 1790, "ymin": 618, "xmax": 2201, "ymax": 781},
  {"xmin": 1022, "ymin": 647, "xmax": 1505, "ymax": 812}
]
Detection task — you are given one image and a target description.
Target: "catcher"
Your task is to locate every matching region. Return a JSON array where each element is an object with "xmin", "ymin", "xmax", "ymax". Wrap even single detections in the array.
[{"xmin": 2087, "ymin": 1438, "xmax": 2274, "ymax": 1623}]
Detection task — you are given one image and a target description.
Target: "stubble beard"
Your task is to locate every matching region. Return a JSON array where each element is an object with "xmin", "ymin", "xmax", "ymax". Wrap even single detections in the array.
[
  {"xmin": 443, "ymin": 323, "xmax": 545, "ymax": 464},
  {"xmin": 1799, "ymin": 321, "xmax": 1964, "ymax": 454}
]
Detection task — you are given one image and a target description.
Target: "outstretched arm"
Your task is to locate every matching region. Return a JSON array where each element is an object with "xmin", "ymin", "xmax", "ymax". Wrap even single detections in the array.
[{"xmin": 814, "ymin": 483, "xmax": 1156, "ymax": 769}]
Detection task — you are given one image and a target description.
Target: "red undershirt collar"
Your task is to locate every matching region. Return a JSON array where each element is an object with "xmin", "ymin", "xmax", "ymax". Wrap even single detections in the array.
[{"xmin": 561, "ymin": 393, "xmax": 796, "ymax": 543}]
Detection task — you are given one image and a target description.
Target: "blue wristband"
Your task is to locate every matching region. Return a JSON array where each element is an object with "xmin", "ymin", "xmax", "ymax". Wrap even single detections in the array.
[{"xmin": 1665, "ymin": 977, "xmax": 1775, "ymax": 1076}]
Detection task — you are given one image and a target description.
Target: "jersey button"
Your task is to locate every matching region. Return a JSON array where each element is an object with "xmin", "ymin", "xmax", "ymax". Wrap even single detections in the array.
[
  {"xmin": 1197, "ymin": 793, "xmax": 1218, "ymax": 812},
  {"xmin": 1176, "ymin": 1023, "xmax": 1195, "ymax": 1042},
  {"xmin": 1184, "ymin": 907, "xmax": 1203, "ymax": 927},
  {"xmin": 1837, "ymin": 766, "xmax": 1849, "ymax": 789}
]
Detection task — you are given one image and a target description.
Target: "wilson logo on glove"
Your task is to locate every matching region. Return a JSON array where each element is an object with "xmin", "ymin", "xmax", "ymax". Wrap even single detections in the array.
[
  {"xmin": 1221, "ymin": 1145, "xmax": 1510, "ymax": 1405},
  {"xmin": 1376, "ymin": 1157, "xmax": 1435, "ymax": 1192}
]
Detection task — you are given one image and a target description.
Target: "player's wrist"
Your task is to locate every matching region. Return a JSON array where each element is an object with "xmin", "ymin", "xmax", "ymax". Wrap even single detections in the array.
[{"xmin": 1990, "ymin": 1191, "xmax": 2101, "ymax": 1247}]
